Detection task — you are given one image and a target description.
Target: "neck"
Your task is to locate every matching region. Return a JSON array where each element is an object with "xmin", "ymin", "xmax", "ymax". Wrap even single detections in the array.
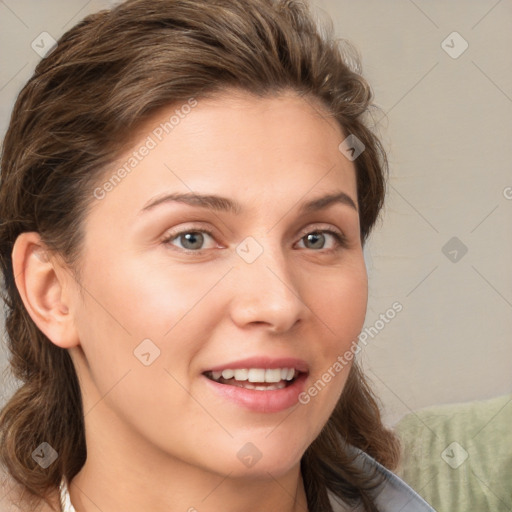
[
  {"xmin": 69, "ymin": 454, "xmax": 309, "ymax": 512},
  {"xmin": 68, "ymin": 401, "xmax": 309, "ymax": 512}
]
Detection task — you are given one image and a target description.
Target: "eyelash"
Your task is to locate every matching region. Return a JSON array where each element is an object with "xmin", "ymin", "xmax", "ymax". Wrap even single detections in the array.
[{"xmin": 161, "ymin": 225, "xmax": 349, "ymax": 255}]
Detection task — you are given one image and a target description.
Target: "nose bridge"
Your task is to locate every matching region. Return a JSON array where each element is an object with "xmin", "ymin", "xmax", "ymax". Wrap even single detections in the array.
[{"xmin": 228, "ymin": 235, "xmax": 306, "ymax": 331}]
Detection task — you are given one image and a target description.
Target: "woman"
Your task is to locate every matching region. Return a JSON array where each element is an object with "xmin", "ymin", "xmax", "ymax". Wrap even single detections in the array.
[{"xmin": 0, "ymin": 0, "xmax": 436, "ymax": 511}]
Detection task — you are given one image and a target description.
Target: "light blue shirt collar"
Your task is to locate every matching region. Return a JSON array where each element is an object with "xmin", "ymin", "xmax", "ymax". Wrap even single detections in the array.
[{"xmin": 327, "ymin": 447, "xmax": 437, "ymax": 511}]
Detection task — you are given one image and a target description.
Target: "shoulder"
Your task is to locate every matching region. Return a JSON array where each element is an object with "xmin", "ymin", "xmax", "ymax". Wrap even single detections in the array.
[
  {"xmin": 326, "ymin": 447, "xmax": 437, "ymax": 512},
  {"xmin": 0, "ymin": 467, "xmax": 22, "ymax": 512},
  {"xmin": 361, "ymin": 449, "xmax": 437, "ymax": 511},
  {"xmin": 0, "ymin": 467, "xmax": 60, "ymax": 512}
]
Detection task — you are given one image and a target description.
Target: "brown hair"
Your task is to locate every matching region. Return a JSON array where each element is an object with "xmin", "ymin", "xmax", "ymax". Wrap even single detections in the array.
[{"xmin": 0, "ymin": 0, "xmax": 399, "ymax": 510}]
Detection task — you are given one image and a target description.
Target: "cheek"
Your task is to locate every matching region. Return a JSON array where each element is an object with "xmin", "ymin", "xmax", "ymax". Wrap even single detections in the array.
[
  {"xmin": 79, "ymin": 251, "xmax": 221, "ymax": 339},
  {"xmin": 71, "ymin": 254, "xmax": 210, "ymax": 435},
  {"xmin": 310, "ymin": 257, "xmax": 368, "ymax": 349},
  {"xmin": 73, "ymin": 249, "xmax": 232, "ymax": 404},
  {"xmin": 326, "ymin": 267, "xmax": 367, "ymax": 311},
  {"xmin": 300, "ymin": 258, "xmax": 367, "ymax": 413}
]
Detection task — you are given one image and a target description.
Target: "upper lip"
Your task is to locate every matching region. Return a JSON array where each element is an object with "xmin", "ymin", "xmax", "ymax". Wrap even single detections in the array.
[{"xmin": 203, "ymin": 356, "xmax": 309, "ymax": 374}]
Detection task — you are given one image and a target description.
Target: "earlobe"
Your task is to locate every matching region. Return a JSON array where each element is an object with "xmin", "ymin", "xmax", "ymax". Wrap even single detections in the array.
[{"xmin": 11, "ymin": 232, "xmax": 79, "ymax": 349}]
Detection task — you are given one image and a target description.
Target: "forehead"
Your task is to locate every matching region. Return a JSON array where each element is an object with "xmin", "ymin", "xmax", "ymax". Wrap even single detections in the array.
[{"xmin": 88, "ymin": 89, "xmax": 358, "ymax": 222}]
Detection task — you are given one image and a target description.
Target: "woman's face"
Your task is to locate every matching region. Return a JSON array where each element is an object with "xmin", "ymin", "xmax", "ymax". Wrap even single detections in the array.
[{"xmin": 67, "ymin": 89, "xmax": 368, "ymax": 479}]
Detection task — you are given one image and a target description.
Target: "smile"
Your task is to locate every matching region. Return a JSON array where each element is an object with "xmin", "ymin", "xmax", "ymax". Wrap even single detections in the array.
[
  {"xmin": 204, "ymin": 367, "xmax": 299, "ymax": 390},
  {"xmin": 202, "ymin": 368, "xmax": 308, "ymax": 413}
]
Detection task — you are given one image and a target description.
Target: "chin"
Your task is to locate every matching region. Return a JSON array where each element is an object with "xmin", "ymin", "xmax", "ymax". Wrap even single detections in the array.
[{"xmin": 208, "ymin": 440, "xmax": 305, "ymax": 479}]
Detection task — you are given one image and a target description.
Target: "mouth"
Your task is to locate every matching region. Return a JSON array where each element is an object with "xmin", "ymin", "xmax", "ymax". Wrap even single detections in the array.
[
  {"xmin": 202, "ymin": 367, "xmax": 303, "ymax": 391},
  {"xmin": 201, "ymin": 357, "xmax": 310, "ymax": 412}
]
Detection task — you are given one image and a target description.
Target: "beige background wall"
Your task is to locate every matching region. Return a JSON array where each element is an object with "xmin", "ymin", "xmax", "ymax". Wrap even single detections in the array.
[{"xmin": 1, "ymin": 0, "xmax": 511, "ymax": 425}]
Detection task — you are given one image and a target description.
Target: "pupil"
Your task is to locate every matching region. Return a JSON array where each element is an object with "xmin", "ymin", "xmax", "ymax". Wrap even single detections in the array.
[
  {"xmin": 306, "ymin": 232, "xmax": 324, "ymax": 249},
  {"xmin": 182, "ymin": 232, "xmax": 203, "ymax": 250}
]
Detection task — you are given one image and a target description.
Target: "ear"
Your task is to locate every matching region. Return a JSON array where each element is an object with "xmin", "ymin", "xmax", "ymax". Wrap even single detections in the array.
[{"xmin": 11, "ymin": 232, "xmax": 80, "ymax": 349}]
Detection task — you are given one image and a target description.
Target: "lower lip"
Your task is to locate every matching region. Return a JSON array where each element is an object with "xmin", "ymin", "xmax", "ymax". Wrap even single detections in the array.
[{"xmin": 202, "ymin": 372, "xmax": 308, "ymax": 413}]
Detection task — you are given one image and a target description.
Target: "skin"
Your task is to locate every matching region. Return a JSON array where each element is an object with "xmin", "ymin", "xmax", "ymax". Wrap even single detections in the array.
[{"xmin": 13, "ymin": 89, "xmax": 368, "ymax": 512}]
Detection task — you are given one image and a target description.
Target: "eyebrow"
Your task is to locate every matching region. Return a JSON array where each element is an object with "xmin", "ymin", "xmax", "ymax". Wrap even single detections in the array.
[{"xmin": 139, "ymin": 190, "xmax": 358, "ymax": 215}]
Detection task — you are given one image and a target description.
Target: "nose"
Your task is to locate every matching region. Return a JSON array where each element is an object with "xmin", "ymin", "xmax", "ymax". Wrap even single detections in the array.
[{"xmin": 227, "ymin": 242, "xmax": 307, "ymax": 333}]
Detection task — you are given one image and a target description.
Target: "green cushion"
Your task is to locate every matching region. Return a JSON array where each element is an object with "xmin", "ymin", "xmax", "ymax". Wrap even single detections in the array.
[{"xmin": 394, "ymin": 393, "xmax": 512, "ymax": 512}]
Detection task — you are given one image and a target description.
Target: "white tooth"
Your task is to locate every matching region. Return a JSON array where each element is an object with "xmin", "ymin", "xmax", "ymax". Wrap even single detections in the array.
[
  {"xmin": 217, "ymin": 368, "xmax": 296, "ymax": 383},
  {"xmin": 221, "ymin": 369, "xmax": 235, "ymax": 379},
  {"xmin": 265, "ymin": 368, "xmax": 282, "ymax": 383},
  {"xmin": 248, "ymin": 368, "xmax": 266, "ymax": 382},
  {"xmin": 233, "ymin": 369, "xmax": 249, "ymax": 381}
]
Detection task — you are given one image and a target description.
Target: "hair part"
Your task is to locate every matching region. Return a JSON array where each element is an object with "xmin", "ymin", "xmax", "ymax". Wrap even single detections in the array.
[{"xmin": 0, "ymin": 0, "xmax": 398, "ymax": 510}]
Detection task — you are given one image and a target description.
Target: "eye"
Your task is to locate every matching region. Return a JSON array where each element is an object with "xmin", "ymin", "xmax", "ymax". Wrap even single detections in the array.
[
  {"xmin": 161, "ymin": 225, "xmax": 348, "ymax": 254},
  {"xmin": 296, "ymin": 229, "xmax": 348, "ymax": 252},
  {"xmin": 162, "ymin": 228, "xmax": 217, "ymax": 252}
]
